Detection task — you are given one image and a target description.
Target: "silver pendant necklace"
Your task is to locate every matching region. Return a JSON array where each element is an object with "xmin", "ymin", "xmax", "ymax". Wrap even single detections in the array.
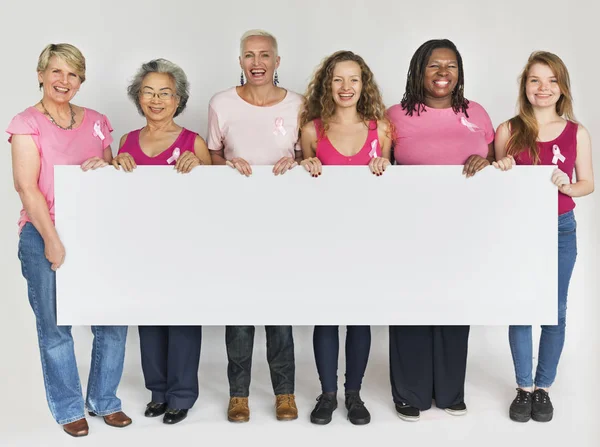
[{"xmin": 40, "ymin": 100, "xmax": 76, "ymax": 130}]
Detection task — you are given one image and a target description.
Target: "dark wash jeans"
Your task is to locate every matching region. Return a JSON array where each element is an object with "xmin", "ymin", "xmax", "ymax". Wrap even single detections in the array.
[{"xmin": 226, "ymin": 326, "xmax": 295, "ymax": 397}]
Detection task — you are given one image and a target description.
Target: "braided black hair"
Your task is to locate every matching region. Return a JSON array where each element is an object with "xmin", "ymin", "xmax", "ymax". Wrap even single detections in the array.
[{"xmin": 401, "ymin": 39, "xmax": 469, "ymax": 117}]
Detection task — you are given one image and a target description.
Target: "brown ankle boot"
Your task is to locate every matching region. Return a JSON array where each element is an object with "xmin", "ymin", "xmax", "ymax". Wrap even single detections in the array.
[
  {"xmin": 63, "ymin": 418, "xmax": 89, "ymax": 437},
  {"xmin": 275, "ymin": 394, "xmax": 298, "ymax": 421},
  {"xmin": 228, "ymin": 397, "xmax": 250, "ymax": 422}
]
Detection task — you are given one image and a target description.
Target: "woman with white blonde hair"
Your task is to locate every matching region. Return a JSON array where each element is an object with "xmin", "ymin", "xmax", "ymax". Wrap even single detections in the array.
[{"xmin": 206, "ymin": 29, "xmax": 302, "ymax": 423}]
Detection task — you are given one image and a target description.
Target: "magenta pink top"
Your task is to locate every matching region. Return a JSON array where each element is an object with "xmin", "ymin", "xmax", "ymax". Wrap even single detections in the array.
[
  {"xmin": 6, "ymin": 106, "xmax": 114, "ymax": 232},
  {"xmin": 388, "ymin": 101, "xmax": 495, "ymax": 165},
  {"xmin": 515, "ymin": 121, "xmax": 578, "ymax": 215},
  {"xmin": 118, "ymin": 128, "xmax": 197, "ymax": 165},
  {"xmin": 314, "ymin": 119, "xmax": 381, "ymax": 165}
]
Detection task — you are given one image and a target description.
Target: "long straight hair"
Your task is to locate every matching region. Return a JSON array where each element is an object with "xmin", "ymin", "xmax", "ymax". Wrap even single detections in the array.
[{"xmin": 506, "ymin": 52, "xmax": 575, "ymax": 164}]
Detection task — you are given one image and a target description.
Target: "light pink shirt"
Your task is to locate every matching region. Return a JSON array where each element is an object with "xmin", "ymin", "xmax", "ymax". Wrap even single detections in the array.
[
  {"xmin": 207, "ymin": 87, "xmax": 303, "ymax": 164},
  {"xmin": 6, "ymin": 106, "xmax": 113, "ymax": 232},
  {"xmin": 388, "ymin": 100, "xmax": 494, "ymax": 165}
]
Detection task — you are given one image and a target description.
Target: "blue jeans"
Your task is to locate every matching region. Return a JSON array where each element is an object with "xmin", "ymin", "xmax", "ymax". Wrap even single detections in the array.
[
  {"xmin": 18, "ymin": 223, "xmax": 128, "ymax": 425},
  {"xmin": 226, "ymin": 326, "xmax": 295, "ymax": 397},
  {"xmin": 509, "ymin": 211, "xmax": 577, "ymax": 388}
]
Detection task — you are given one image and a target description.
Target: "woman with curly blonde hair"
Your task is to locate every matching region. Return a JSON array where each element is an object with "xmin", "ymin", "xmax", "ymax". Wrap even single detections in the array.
[{"xmin": 298, "ymin": 50, "xmax": 391, "ymax": 426}]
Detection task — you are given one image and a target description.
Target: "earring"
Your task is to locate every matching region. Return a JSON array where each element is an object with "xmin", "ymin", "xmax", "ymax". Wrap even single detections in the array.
[
  {"xmin": 273, "ymin": 70, "xmax": 279, "ymax": 86},
  {"xmin": 240, "ymin": 70, "xmax": 245, "ymax": 86}
]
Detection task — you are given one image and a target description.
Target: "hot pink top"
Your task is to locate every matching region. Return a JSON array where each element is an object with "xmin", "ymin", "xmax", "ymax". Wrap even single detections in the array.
[
  {"xmin": 388, "ymin": 101, "xmax": 495, "ymax": 165},
  {"xmin": 6, "ymin": 106, "xmax": 113, "ymax": 232},
  {"xmin": 314, "ymin": 119, "xmax": 381, "ymax": 165},
  {"xmin": 118, "ymin": 128, "xmax": 197, "ymax": 165},
  {"xmin": 515, "ymin": 120, "xmax": 578, "ymax": 215}
]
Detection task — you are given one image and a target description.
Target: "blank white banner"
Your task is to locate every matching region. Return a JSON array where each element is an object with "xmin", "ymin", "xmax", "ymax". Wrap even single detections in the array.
[{"xmin": 54, "ymin": 165, "xmax": 557, "ymax": 326}]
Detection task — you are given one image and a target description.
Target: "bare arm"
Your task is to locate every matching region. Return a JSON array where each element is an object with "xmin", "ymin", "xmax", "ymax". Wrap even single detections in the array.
[
  {"xmin": 209, "ymin": 148, "xmax": 227, "ymax": 165},
  {"xmin": 194, "ymin": 136, "xmax": 212, "ymax": 165},
  {"xmin": 377, "ymin": 120, "xmax": 393, "ymax": 161},
  {"xmin": 494, "ymin": 122, "xmax": 511, "ymax": 160},
  {"xmin": 565, "ymin": 125, "xmax": 594, "ymax": 198},
  {"xmin": 299, "ymin": 121, "xmax": 317, "ymax": 159},
  {"xmin": 12, "ymin": 135, "xmax": 64, "ymax": 269}
]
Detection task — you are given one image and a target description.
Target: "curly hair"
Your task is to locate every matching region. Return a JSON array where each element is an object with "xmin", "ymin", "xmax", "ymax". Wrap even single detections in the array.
[
  {"xmin": 299, "ymin": 50, "xmax": 389, "ymax": 136},
  {"xmin": 401, "ymin": 39, "xmax": 469, "ymax": 117}
]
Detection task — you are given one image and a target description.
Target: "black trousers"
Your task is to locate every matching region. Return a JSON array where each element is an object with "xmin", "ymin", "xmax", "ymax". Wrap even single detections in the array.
[
  {"xmin": 389, "ymin": 325, "xmax": 469, "ymax": 410},
  {"xmin": 139, "ymin": 325, "xmax": 202, "ymax": 410},
  {"xmin": 226, "ymin": 325, "xmax": 295, "ymax": 397}
]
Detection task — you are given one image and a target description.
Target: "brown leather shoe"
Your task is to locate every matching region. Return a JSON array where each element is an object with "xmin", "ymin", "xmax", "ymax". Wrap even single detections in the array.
[
  {"xmin": 228, "ymin": 397, "xmax": 250, "ymax": 422},
  {"xmin": 63, "ymin": 418, "xmax": 89, "ymax": 437},
  {"xmin": 275, "ymin": 394, "xmax": 298, "ymax": 421},
  {"xmin": 89, "ymin": 411, "xmax": 132, "ymax": 428}
]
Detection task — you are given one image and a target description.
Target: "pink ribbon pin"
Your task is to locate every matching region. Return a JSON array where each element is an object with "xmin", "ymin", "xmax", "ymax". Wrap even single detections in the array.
[
  {"xmin": 93, "ymin": 121, "xmax": 105, "ymax": 141},
  {"xmin": 273, "ymin": 117, "xmax": 287, "ymax": 136},
  {"xmin": 167, "ymin": 147, "xmax": 181, "ymax": 164},
  {"xmin": 460, "ymin": 116, "xmax": 480, "ymax": 132},
  {"xmin": 552, "ymin": 145, "xmax": 566, "ymax": 164},
  {"xmin": 369, "ymin": 139, "xmax": 379, "ymax": 158}
]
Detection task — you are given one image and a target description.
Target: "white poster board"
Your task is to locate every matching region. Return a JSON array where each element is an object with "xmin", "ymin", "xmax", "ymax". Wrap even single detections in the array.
[{"xmin": 55, "ymin": 165, "xmax": 557, "ymax": 326}]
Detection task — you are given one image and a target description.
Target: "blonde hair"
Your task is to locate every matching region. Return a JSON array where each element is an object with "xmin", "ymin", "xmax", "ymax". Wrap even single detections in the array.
[
  {"xmin": 240, "ymin": 29, "xmax": 278, "ymax": 57},
  {"xmin": 506, "ymin": 51, "xmax": 575, "ymax": 164},
  {"xmin": 37, "ymin": 43, "xmax": 86, "ymax": 89}
]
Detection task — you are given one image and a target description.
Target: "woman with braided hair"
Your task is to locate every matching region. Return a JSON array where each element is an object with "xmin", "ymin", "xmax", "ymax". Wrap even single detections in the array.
[{"xmin": 387, "ymin": 39, "xmax": 496, "ymax": 422}]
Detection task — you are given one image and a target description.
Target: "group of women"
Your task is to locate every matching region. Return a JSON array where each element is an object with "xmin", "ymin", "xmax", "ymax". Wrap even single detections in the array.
[{"xmin": 7, "ymin": 29, "xmax": 594, "ymax": 437}]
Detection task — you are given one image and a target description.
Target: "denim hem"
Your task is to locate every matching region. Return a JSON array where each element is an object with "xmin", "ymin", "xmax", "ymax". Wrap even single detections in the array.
[
  {"xmin": 273, "ymin": 389, "xmax": 294, "ymax": 396},
  {"xmin": 86, "ymin": 406, "xmax": 122, "ymax": 417},
  {"xmin": 230, "ymin": 393, "xmax": 250, "ymax": 398},
  {"xmin": 516, "ymin": 382, "xmax": 534, "ymax": 389},
  {"xmin": 57, "ymin": 414, "xmax": 86, "ymax": 425},
  {"xmin": 534, "ymin": 382, "xmax": 553, "ymax": 389}
]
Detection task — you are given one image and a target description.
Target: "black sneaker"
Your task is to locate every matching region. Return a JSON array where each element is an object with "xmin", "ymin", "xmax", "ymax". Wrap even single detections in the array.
[
  {"xmin": 509, "ymin": 388, "xmax": 532, "ymax": 422},
  {"xmin": 531, "ymin": 389, "xmax": 553, "ymax": 422},
  {"xmin": 444, "ymin": 402, "xmax": 467, "ymax": 416},
  {"xmin": 310, "ymin": 393, "xmax": 338, "ymax": 425},
  {"xmin": 395, "ymin": 402, "xmax": 420, "ymax": 422},
  {"xmin": 345, "ymin": 392, "xmax": 371, "ymax": 425}
]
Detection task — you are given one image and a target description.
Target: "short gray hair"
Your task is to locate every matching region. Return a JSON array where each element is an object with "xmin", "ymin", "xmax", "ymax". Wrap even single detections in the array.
[
  {"xmin": 127, "ymin": 58, "xmax": 189, "ymax": 117},
  {"xmin": 240, "ymin": 29, "xmax": 278, "ymax": 58}
]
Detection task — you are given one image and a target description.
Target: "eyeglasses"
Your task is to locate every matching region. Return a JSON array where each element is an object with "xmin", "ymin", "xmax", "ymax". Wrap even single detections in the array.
[{"xmin": 140, "ymin": 90, "xmax": 178, "ymax": 101}]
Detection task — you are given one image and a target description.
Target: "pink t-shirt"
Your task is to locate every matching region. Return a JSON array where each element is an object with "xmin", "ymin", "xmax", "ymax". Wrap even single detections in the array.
[
  {"xmin": 207, "ymin": 87, "xmax": 303, "ymax": 164},
  {"xmin": 118, "ymin": 128, "xmax": 197, "ymax": 165},
  {"xmin": 314, "ymin": 119, "xmax": 381, "ymax": 165},
  {"xmin": 6, "ymin": 106, "xmax": 113, "ymax": 232},
  {"xmin": 388, "ymin": 101, "xmax": 494, "ymax": 164},
  {"xmin": 515, "ymin": 120, "xmax": 578, "ymax": 215}
]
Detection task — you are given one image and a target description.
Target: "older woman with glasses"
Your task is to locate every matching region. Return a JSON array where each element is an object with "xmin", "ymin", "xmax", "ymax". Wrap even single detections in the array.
[
  {"xmin": 7, "ymin": 43, "xmax": 131, "ymax": 438},
  {"xmin": 112, "ymin": 58, "xmax": 211, "ymax": 425}
]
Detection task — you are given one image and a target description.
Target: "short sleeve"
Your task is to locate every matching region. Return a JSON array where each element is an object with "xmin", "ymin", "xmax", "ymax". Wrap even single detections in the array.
[
  {"xmin": 6, "ymin": 113, "xmax": 41, "ymax": 151},
  {"xmin": 473, "ymin": 103, "xmax": 495, "ymax": 144},
  {"xmin": 98, "ymin": 114, "xmax": 114, "ymax": 150},
  {"xmin": 206, "ymin": 103, "xmax": 223, "ymax": 151}
]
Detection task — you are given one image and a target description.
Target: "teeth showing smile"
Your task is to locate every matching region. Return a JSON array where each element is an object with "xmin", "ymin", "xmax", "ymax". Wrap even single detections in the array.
[
  {"xmin": 433, "ymin": 80, "xmax": 449, "ymax": 87},
  {"xmin": 54, "ymin": 86, "xmax": 69, "ymax": 93},
  {"xmin": 338, "ymin": 93, "xmax": 354, "ymax": 101},
  {"xmin": 149, "ymin": 107, "xmax": 163, "ymax": 113},
  {"xmin": 250, "ymin": 69, "xmax": 266, "ymax": 76}
]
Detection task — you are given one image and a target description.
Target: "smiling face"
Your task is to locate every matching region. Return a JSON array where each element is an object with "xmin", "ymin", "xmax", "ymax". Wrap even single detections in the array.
[
  {"xmin": 138, "ymin": 72, "xmax": 180, "ymax": 120},
  {"xmin": 239, "ymin": 35, "xmax": 280, "ymax": 86},
  {"xmin": 37, "ymin": 56, "xmax": 82, "ymax": 104},
  {"xmin": 423, "ymin": 48, "xmax": 459, "ymax": 108},
  {"xmin": 331, "ymin": 60, "xmax": 363, "ymax": 109},
  {"xmin": 525, "ymin": 63, "xmax": 562, "ymax": 109}
]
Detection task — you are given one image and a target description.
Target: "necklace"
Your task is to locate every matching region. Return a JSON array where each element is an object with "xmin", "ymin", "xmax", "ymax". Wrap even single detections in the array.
[{"xmin": 40, "ymin": 101, "xmax": 76, "ymax": 130}]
